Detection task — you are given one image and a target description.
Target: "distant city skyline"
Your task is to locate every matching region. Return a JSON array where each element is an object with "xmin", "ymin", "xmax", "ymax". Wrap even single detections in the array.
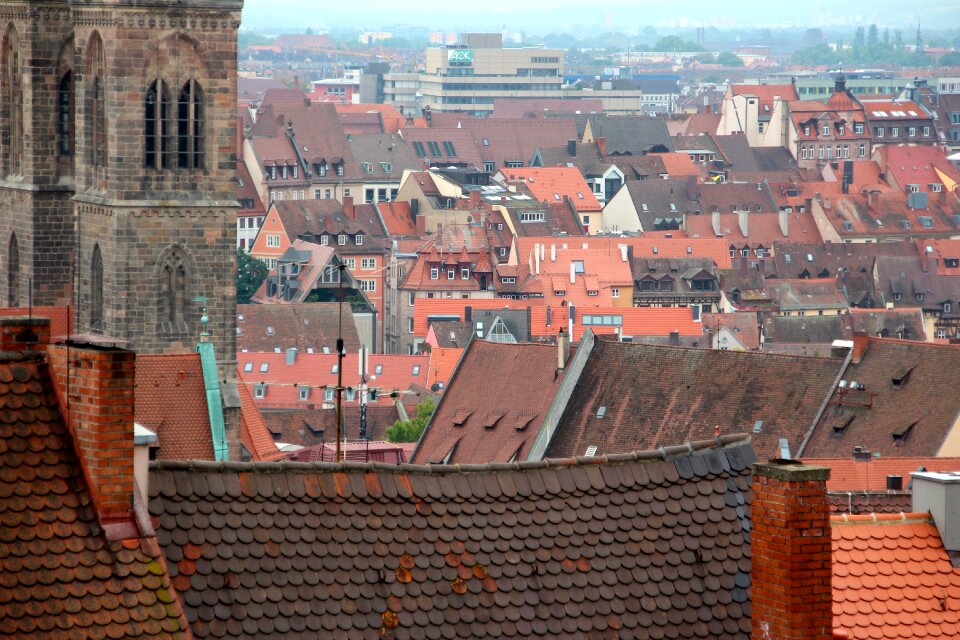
[{"xmin": 240, "ymin": 0, "xmax": 960, "ymax": 34}]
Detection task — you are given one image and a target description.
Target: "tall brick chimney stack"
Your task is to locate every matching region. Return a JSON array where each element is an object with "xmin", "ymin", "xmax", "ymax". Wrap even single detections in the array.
[
  {"xmin": 47, "ymin": 341, "xmax": 137, "ymax": 537},
  {"xmin": 751, "ymin": 460, "xmax": 833, "ymax": 640}
]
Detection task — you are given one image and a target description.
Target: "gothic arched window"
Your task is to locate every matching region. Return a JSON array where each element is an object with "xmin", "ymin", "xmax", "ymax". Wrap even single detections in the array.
[
  {"xmin": 91, "ymin": 244, "xmax": 103, "ymax": 332},
  {"xmin": 160, "ymin": 250, "xmax": 187, "ymax": 328},
  {"xmin": 145, "ymin": 79, "xmax": 171, "ymax": 168},
  {"xmin": 177, "ymin": 80, "xmax": 203, "ymax": 170},
  {"xmin": 59, "ymin": 71, "xmax": 73, "ymax": 156},
  {"xmin": 7, "ymin": 233, "xmax": 19, "ymax": 307},
  {"xmin": 2, "ymin": 27, "xmax": 23, "ymax": 176}
]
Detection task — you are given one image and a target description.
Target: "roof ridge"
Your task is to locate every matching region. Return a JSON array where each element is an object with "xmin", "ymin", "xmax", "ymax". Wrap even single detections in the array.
[
  {"xmin": 151, "ymin": 433, "xmax": 751, "ymax": 475},
  {"xmin": 830, "ymin": 511, "xmax": 932, "ymax": 525}
]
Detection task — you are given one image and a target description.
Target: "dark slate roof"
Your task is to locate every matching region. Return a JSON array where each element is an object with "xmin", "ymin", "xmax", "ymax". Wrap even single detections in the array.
[
  {"xmin": 261, "ymin": 404, "xmax": 405, "ymax": 448},
  {"xmin": 547, "ymin": 339, "xmax": 845, "ymax": 460},
  {"xmin": 237, "ymin": 303, "xmax": 362, "ymax": 354},
  {"xmin": 590, "ymin": 115, "xmax": 674, "ymax": 155},
  {"xmin": 149, "ymin": 435, "xmax": 755, "ymax": 640},
  {"xmin": 762, "ymin": 315, "xmax": 850, "ymax": 345},
  {"xmin": 0, "ymin": 356, "xmax": 191, "ymax": 638},
  {"xmin": 803, "ymin": 338, "xmax": 960, "ymax": 458}
]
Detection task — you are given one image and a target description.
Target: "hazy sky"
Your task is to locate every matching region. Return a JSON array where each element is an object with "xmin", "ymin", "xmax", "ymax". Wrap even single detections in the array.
[{"xmin": 240, "ymin": 0, "xmax": 960, "ymax": 34}]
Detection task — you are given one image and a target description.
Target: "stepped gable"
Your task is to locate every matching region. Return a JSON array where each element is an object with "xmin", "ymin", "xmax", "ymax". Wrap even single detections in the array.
[{"xmin": 150, "ymin": 435, "xmax": 755, "ymax": 639}]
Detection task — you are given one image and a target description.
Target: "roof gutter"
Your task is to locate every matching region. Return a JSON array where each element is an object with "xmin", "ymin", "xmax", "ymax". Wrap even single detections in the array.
[
  {"xmin": 796, "ymin": 346, "xmax": 853, "ymax": 458},
  {"xmin": 197, "ymin": 341, "xmax": 229, "ymax": 462}
]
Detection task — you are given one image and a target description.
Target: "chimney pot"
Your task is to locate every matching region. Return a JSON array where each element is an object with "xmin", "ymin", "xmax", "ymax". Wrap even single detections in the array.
[
  {"xmin": 343, "ymin": 196, "xmax": 355, "ymax": 219},
  {"xmin": 557, "ymin": 329, "xmax": 570, "ymax": 370},
  {"xmin": 852, "ymin": 332, "xmax": 869, "ymax": 363}
]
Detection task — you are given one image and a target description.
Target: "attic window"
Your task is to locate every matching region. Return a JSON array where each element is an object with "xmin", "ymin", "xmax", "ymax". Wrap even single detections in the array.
[
  {"xmin": 946, "ymin": 259, "xmax": 960, "ymax": 269},
  {"xmin": 243, "ymin": 362, "xmax": 253, "ymax": 373},
  {"xmin": 918, "ymin": 216, "xmax": 933, "ymax": 229},
  {"xmin": 641, "ymin": 204, "xmax": 649, "ymax": 212},
  {"xmin": 900, "ymin": 220, "xmax": 912, "ymax": 230},
  {"xmin": 892, "ymin": 420, "xmax": 917, "ymax": 443},
  {"xmin": 833, "ymin": 414, "xmax": 855, "ymax": 434},
  {"xmin": 254, "ymin": 383, "xmax": 266, "ymax": 398},
  {"xmin": 412, "ymin": 365, "xmax": 420, "ymax": 375},
  {"xmin": 375, "ymin": 364, "xmax": 383, "ymax": 375},
  {"xmin": 238, "ymin": 313, "xmax": 245, "ymax": 321},
  {"xmin": 891, "ymin": 365, "xmax": 915, "ymax": 388},
  {"xmin": 266, "ymin": 325, "xmax": 274, "ymax": 335},
  {"xmin": 596, "ymin": 406, "xmax": 607, "ymax": 419},
  {"xmin": 331, "ymin": 364, "xmax": 338, "ymax": 374},
  {"xmin": 584, "ymin": 445, "xmax": 598, "ymax": 457},
  {"xmin": 482, "ymin": 138, "xmax": 489, "ymax": 146},
  {"xmin": 481, "ymin": 412, "xmax": 505, "ymax": 430},
  {"xmin": 259, "ymin": 363, "xmax": 269, "ymax": 373},
  {"xmin": 451, "ymin": 409, "xmax": 473, "ymax": 426}
]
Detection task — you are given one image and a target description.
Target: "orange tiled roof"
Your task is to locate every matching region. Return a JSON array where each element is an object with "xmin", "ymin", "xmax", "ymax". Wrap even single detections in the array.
[
  {"xmin": 426, "ymin": 346, "xmax": 464, "ymax": 390},
  {"xmin": 135, "ymin": 353, "xmax": 214, "ymax": 461},
  {"xmin": 730, "ymin": 83, "xmax": 798, "ymax": 112},
  {"xmin": 516, "ymin": 236, "xmax": 733, "ymax": 270},
  {"xmin": 807, "ymin": 457, "xmax": 960, "ymax": 491},
  {"xmin": 0, "ymin": 306, "xmax": 73, "ymax": 338},
  {"xmin": 237, "ymin": 381, "xmax": 284, "ymax": 461},
  {"xmin": 655, "ymin": 152, "xmax": 702, "ymax": 177},
  {"xmin": 501, "ymin": 166, "xmax": 602, "ymax": 212},
  {"xmin": 832, "ymin": 512, "xmax": 960, "ymax": 639}
]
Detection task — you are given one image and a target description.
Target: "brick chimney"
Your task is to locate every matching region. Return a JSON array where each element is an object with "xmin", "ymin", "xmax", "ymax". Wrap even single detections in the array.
[
  {"xmin": 0, "ymin": 316, "xmax": 51, "ymax": 352},
  {"xmin": 47, "ymin": 341, "xmax": 137, "ymax": 538},
  {"xmin": 596, "ymin": 136, "xmax": 607, "ymax": 156},
  {"xmin": 751, "ymin": 460, "xmax": 832, "ymax": 640},
  {"xmin": 343, "ymin": 195, "xmax": 355, "ymax": 219},
  {"xmin": 469, "ymin": 190, "xmax": 481, "ymax": 209}
]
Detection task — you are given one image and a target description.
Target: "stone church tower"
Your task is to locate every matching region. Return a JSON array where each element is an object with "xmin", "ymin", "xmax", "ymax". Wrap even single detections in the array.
[{"xmin": 0, "ymin": 0, "xmax": 240, "ymax": 369}]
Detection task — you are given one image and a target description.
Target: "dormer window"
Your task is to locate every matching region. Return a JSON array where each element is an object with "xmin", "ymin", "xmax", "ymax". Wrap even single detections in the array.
[
  {"xmin": 335, "ymin": 163, "xmax": 344, "ymax": 176},
  {"xmin": 316, "ymin": 162, "xmax": 327, "ymax": 176},
  {"xmin": 461, "ymin": 268, "xmax": 470, "ymax": 280},
  {"xmin": 822, "ymin": 125, "xmax": 830, "ymax": 136},
  {"xmin": 447, "ymin": 269, "xmax": 455, "ymax": 280},
  {"xmin": 430, "ymin": 267, "xmax": 439, "ymax": 279},
  {"xmin": 338, "ymin": 234, "xmax": 347, "ymax": 246},
  {"xmin": 803, "ymin": 125, "xmax": 811, "ymax": 136},
  {"xmin": 269, "ymin": 166, "xmax": 277, "ymax": 180},
  {"xmin": 320, "ymin": 235, "xmax": 329, "ymax": 246},
  {"xmin": 293, "ymin": 165, "xmax": 298, "ymax": 179},
  {"xmin": 944, "ymin": 303, "xmax": 952, "ymax": 314},
  {"xmin": 838, "ymin": 125, "xmax": 845, "ymax": 135},
  {"xmin": 854, "ymin": 122, "xmax": 864, "ymax": 134},
  {"xmin": 917, "ymin": 293, "xmax": 925, "ymax": 302},
  {"xmin": 355, "ymin": 234, "xmax": 363, "ymax": 245},
  {"xmin": 281, "ymin": 165, "xmax": 288, "ymax": 179}
]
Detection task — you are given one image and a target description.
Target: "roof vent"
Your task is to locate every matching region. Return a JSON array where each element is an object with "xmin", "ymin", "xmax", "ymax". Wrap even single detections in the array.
[
  {"xmin": 753, "ymin": 420, "xmax": 763, "ymax": 433},
  {"xmin": 585, "ymin": 445, "xmax": 598, "ymax": 457}
]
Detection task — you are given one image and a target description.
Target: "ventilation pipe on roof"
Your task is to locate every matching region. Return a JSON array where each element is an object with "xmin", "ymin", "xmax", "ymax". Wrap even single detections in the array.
[{"xmin": 557, "ymin": 329, "xmax": 570, "ymax": 370}]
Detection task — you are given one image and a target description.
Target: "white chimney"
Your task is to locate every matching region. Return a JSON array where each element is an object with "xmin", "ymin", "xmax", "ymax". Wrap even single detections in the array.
[
  {"xmin": 551, "ymin": 244, "xmax": 556, "ymax": 262},
  {"xmin": 557, "ymin": 329, "xmax": 570, "ymax": 370},
  {"xmin": 712, "ymin": 209, "xmax": 721, "ymax": 236},
  {"xmin": 912, "ymin": 472, "xmax": 960, "ymax": 557},
  {"xmin": 540, "ymin": 243, "xmax": 546, "ymax": 261},
  {"xmin": 534, "ymin": 244, "xmax": 540, "ymax": 274},
  {"xmin": 570, "ymin": 262, "xmax": 576, "ymax": 284},
  {"xmin": 779, "ymin": 210, "xmax": 789, "ymax": 237},
  {"xmin": 285, "ymin": 347, "xmax": 297, "ymax": 365},
  {"xmin": 738, "ymin": 209, "xmax": 749, "ymax": 238},
  {"xmin": 619, "ymin": 244, "xmax": 628, "ymax": 262}
]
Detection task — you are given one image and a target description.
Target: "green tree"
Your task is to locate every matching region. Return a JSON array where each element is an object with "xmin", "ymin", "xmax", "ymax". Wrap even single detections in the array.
[
  {"xmin": 854, "ymin": 26, "xmax": 865, "ymax": 48},
  {"xmin": 867, "ymin": 24, "xmax": 879, "ymax": 47},
  {"xmin": 693, "ymin": 52, "xmax": 715, "ymax": 64},
  {"xmin": 716, "ymin": 51, "xmax": 744, "ymax": 67},
  {"xmin": 385, "ymin": 399, "xmax": 435, "ymax": 443},
  {"xmin": 236, "ymin": 249, "xmax": 268, "ymax": 305},
  {"xmin": 654, "ymin": 35, "xmax": 701, "ymax": 52},
  {"xmin": 940, "ymin": 52, "xmax": 960, "ymax": 66}
]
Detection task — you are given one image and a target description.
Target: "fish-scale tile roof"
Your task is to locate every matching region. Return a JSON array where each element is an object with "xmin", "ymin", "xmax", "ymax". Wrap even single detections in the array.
[
  {"xmin": 149, "ymin": 436, "xmax": 756, "ymax": 640},
  {"xmin": 0, "ymin": 357, "xmax": 191, "ymax": 638},
  {"xmin": 832, "ymin": 512, "xmax": 960, "ymax": 639}
]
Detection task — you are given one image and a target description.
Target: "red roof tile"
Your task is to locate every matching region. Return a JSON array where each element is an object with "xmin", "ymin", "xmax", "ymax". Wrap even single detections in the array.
[
  {"xmin": 135, "ymin": 353, "xmax": 213, "ymax": 461},
  {"xmin": 806, "ymin": 457, "xmax": 960, "ymax": 491},
  {"xmin": 0, "ymin": 306, "xmax": 73, "ymax": 339},
  {"xmin": 500, "ymin": 166, "xmax": 603, "ymax": 211},
  {"xmin": 426, "ymin": 345, "xmax": 464, "ymax": 390},
  {"xmin": 237, "ymin": 381, "xmax": 284, "ymax": 461},
  {"xmin": 730, "ymin": 83, "xmax": 799, "ymax": 113},
  {"xmin": 0, "ymin": 356, "xmax": 191, "ymax": 638},
  {"xmin": 832, "ymin": 513, "xmax": 960, "ymax": 639},
  {"xmin": 413, "ymin": 340, "xmax": 571, "ymax": 464}
]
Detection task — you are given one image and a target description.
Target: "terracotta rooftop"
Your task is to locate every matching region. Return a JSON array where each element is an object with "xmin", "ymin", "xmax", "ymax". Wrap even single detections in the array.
[
  {"xmin": 149, "ymin": 435, "xmax": 756, "ymax": 639},
  {"xmin": 260, "ymin": 404, "xmax": 406, "ymax": 448},
  {"xmin": 237, "ymin": 381, "xmax": 285, "ymax": 461},
  {"xmin": 0, "ymin": 306, "xmax": 73, "ymax": 339},
  {"xmin": 500, "ymin": 166, "xmax": 602, "ymax": 212},
  {"xmin": 803, "ymin": 338, "xmax": 960, "ymax": 458},
  {"xmin": 832, "ymin": 512, "xmax": 960, "ymax": 639},
  {"xmin": 547, "ymin": 338, "xmax": 845, "ymax": 460},
  {"xmin": 806, "ymin": 457, "xmax": 960, "ymax": 492},
  {"xmin": 135, "ymin": 353, "xmax": 213, "ymax": 461},
  {"xmin": 0, "ymin": 356, "xmax": 190, "ymax": 637},
  {"xmin": 412, "ymin": 340, "xmax": 571, "ymax": 464},
  {"xmin": 729, "ymin": 83, "xmax": 798, "ymax": 113}
]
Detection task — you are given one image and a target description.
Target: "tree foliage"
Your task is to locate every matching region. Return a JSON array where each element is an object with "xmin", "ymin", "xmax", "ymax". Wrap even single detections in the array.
[
  {"xmin": 654, "ymin": 35, "xmax": 702, "ymax": 52},
  {"xmin": 385, "ymin": 399, "xmax": 435, "ymax": 443},
  {"xmin": 716, "ymin": 52, "xmax": 744, "ymax": 67},
  {"xmin": 236, "ymin": 249, "xmax": 268, "ymax": 305}
]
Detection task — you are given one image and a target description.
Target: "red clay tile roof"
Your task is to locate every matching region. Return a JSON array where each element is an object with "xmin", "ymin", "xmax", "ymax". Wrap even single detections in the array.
[
  {"xmin": 261, "ymin": 404, "xmax": 408, "ymax": 448},
  {"xmin": 730, "ymin": 84, "xmax": 798, "ymax": 113},
  {"xmin": 652, "ymin": 152, "xmax": 702, "ymax": 177},
  {"xmin": 832, "ymin": 512, "xmax": 960, "ymax": 639},
  {"xmin": 238, "ymin": 381, "xmax": 284, "ymax": 461},
  {"xmin": 336, "ymin": 103, "xmax": 427, "ymax": 133},
  {"xmin": 0, "ymin": 306, "xmax": 73, "ymax": 339},
  {"xmin": 686, "ymin": 210, "xmax": 824, "ymax": 246},
  {"xmin": 237, "ymin": 303, "xmax": 362, "ymax": 354},
  {"xmin": 426, "ymin": 345, "xmax": 464, "ymax": 391},
  {"xmin": 135, "ymin": 353, "xmax": 214, "ymax": 461},
  {"xmin": 0, "ymin": 356, "xmax": 191, "ymax": 638},
  {"xmin": 500, "ymin": 167, "xmax": 602, "ymax": 212},
  {"xmin": 702, "ymin": 312, "xmax": 760, "ymax": 350},
  {"xmin": 805, "ymin": 457, "xmax": 960, "ymax": 492},
  {"xmin": 878, "ymin": 145, "xmax": 960, "ymax": 194},
  {"xmin": 412, "ymin": 341, "xmax": 570, "ymax": 464},
  {"xmin": 828, "ymin": 492, "xmax": 913, "ymax": 515},
  {"xmin": 803, "ymin": 338, "xmax": 960, "ymax": 458},
  {"xmin": 149, "ymin": 436, "xmax": 756, "ymax": 639},
  {"xmin": 548, "ymin": 338, "xmax": 846, "ymax": 460},
  {"xmin": 376, "ymin": 200, "xmax": 417, "ymax": 235}
]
